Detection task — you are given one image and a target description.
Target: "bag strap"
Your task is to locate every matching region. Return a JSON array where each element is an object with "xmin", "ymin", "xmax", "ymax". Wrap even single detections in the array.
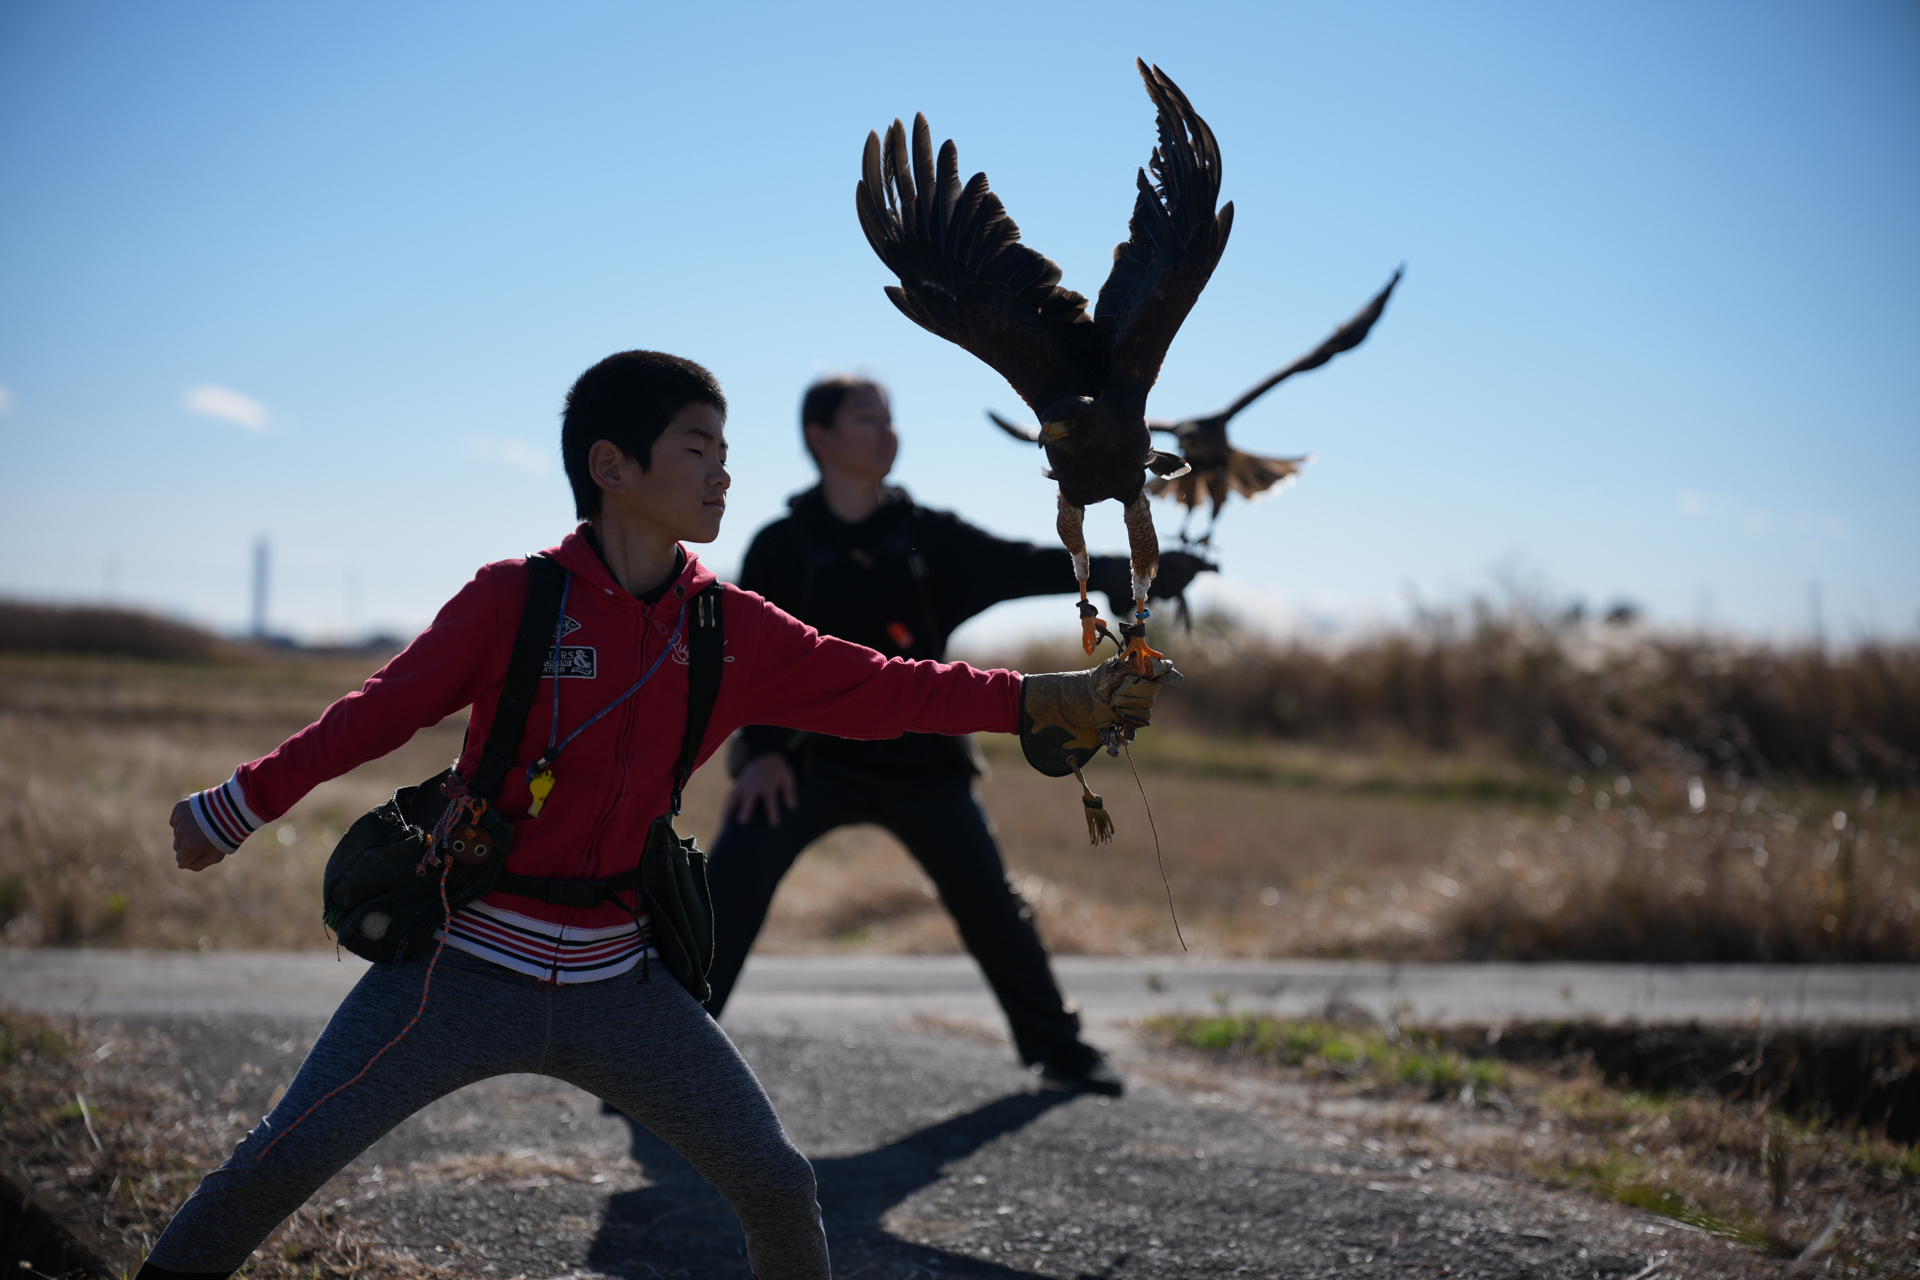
[
  {"xmin": 471, "ymin": 554, "xmax": 569, "ymax": 801},
  {"xmin": 670, "ymin": 584, "xmax": 726, "ymax": 816}
]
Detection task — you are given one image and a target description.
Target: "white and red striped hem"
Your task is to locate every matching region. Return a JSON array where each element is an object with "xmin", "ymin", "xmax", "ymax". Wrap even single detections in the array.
[
  {"xmin": 440, "ymin": 898, "xmax": 655, "ymax": 984},
  {"xmin": 189, "ymin": 773, "xmax": 263, "ymax": 854}
]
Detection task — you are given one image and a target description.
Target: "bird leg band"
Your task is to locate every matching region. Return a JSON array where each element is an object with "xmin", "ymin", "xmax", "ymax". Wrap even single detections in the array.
[
  {"xmin": 1117, "ymin": 616, "xmax": 1164, "ymax": 672},
  {"xmin": 1079, "ymin": 598, "xmax": 1116, "ymax": 655}
]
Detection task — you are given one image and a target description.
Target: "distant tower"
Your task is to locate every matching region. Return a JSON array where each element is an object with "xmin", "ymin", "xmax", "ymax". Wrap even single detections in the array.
[{"xmin": 252, "ymin": 536, "xmax": 269, "ymax": 639}]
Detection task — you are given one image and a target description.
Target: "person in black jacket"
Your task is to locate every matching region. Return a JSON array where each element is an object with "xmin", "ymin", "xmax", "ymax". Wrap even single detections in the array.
[{"xmin": 707, "ymin": 376, "xmax": 1209, "ymax": 1094}]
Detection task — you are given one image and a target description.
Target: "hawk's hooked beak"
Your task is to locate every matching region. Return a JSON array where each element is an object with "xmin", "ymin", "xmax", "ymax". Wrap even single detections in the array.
[{"xmin": 1041, "ymin": 420, "xmax": 1074, "ymax": 442}]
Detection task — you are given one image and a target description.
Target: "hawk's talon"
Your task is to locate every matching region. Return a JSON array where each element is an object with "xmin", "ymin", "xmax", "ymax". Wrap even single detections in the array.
[
  {"xmin": 1077, "ymin": 598, "xmax": 1116, "ymax": 656},
  {"xmin": 1120, "ymin": 633, "xmax": 1166, "ymax": 674},
  {"xmin": 1080, "ymin": 614, "xmax": 1117, "ymax": 657}
]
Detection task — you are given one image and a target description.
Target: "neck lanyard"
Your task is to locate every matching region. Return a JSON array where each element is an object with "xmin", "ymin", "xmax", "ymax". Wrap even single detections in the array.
[{"xmin": 523, "ymin": 573, "xmax": 685, "ymax": 817}]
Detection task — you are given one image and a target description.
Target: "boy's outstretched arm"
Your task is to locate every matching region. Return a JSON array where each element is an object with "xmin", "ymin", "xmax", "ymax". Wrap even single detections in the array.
[
  {"xmin": 169, "ymin": 567, "xmax": 512, "ymax": 868},
  {"xmin": 728, "ymin": 593, "xmax": 1180, "ymax": 759}
]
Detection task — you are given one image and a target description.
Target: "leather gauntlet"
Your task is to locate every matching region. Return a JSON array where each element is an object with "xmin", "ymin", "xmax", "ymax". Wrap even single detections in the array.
[{"xmin": 1019, "ymin": 655, "xmax": 1183, "ymax": 777}]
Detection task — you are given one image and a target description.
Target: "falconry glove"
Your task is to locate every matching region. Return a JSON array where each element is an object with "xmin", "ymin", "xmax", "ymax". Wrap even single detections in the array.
[
  {"xmin": 1020, "ymin": 656, "xmax": 1181, "ymax": 845},
  {"xmin": 1019, "ymin": 656, "xmax": 1183, "ymax": 778}
]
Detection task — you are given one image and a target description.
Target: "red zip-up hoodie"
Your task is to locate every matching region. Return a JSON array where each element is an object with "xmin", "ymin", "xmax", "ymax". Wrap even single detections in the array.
[{"xmin": 190, "ymin": 528, "xmax": 1022, "ymax": 976}]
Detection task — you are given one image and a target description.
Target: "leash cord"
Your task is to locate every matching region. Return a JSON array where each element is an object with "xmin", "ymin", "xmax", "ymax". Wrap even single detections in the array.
[
  {"xmin": 254, "ymin": 858, "xmax": 453, "ymax": 1164},
  {"xmin": 533, "ymin": 601, "xmax": 684, "ymax": 777},
  {"xmin": 541, "ymin": 573, "xmax": 574, "ymax": 759},
  {"xmin": 1122, "ymin": 738, "xmax": 1185, "ymax": 951}
]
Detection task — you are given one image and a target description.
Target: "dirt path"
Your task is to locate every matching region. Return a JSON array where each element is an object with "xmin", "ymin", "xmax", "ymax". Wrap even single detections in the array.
[
  {"xmin": 32, "ymin": 1009, "xmax": 1774, "ymax": 1280},
  {"xmin": 5, "ymin": 951, "xmax": 1854, "ymax": 1278},
  {"xmin": 10, "ymin": 950, "xmax": 1918, "ymax": 1028}
]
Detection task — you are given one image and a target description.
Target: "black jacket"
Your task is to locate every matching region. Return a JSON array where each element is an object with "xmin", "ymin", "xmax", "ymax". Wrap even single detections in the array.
[{"xmin": 734, "ymin": 486, "xmax": 1133, "ymax": 777}]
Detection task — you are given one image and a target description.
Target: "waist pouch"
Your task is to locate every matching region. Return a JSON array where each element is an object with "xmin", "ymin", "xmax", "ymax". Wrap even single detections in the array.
[
  {"xmin": 639, "ymin": 814, "xmax": 715, "ymax": 1002},
  {"xmin": 322, "ymin": 768, "xmax": 514, "ymax": 964}
]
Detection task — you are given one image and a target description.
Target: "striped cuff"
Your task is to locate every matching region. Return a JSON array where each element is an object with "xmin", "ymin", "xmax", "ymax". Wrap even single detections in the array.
[{"xmin": 189, "ymin": 773, "xmax": 263, "ymax": 854}]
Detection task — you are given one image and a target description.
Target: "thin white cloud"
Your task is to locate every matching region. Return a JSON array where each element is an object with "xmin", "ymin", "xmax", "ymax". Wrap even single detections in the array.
[
  {"xmin": 1675, "ymin": 489, "xmax": 1850, "ymax": 541},
  {"xmin": 471, "ymin": 436, "xmax": 556, "ymax": 477},
  {"xmin": 1675, "ymin": 488, "xmax": 1713, "ymax": 517},
  {"xmin": 0, "ymin": 385, "xmax": 14, "ymax": 413},
  {"xmin": 183, "ymin": 383, "xmax": 269, "ymax": 430}
]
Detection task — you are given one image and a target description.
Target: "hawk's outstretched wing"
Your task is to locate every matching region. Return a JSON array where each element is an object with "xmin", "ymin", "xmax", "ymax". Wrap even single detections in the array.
[
  {"xmin": 1216, "ymin": 268, "xmax": 1402, "ymax": 422},
  {"xmin": 1146, "ymin": 449, "xmax": 1308, "ymax": 505},
  {"xmin": 986, "ymin": 409, "xmax": 1042, "ymax": 444},
  {"xmin": 1226, "ymin": 448, "xmax": 1311, "ymax": 501},
  {"xmin": 1094, "ymin": 60, "xmax": 1235, "ymax": 414},
  {"xmin": 858, "ymin": 116, "xmax": 1108, "ymax": 417}
]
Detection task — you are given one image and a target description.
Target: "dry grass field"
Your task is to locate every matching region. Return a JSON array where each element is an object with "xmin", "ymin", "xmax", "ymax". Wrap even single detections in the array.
[
  {"xmin": 1144, "ymin": 1012, "xmax": 1920, "ymax": 1269},
  {"xmin": 3, "ymin": 638, "xmax": 1916, "ymax": 1276},
  {"xmin": 1, "ymin": 1007, "xmax": 436, "ymax": 1280},
  {"xmin": 2, "ymin": 648, "xmax": 1915, "ymax": 962}
]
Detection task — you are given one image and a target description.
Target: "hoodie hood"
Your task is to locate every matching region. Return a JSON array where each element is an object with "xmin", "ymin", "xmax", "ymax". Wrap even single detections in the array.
[
  {"xmin": 543, "ymin": 524, "xmax": 718, "ymax": 636},
  {"xmin": 787, "ymin": 484, "xmax": 913, "ymax": 533}
]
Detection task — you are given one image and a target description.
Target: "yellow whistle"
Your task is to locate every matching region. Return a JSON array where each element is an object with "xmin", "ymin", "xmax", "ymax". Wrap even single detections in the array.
[{"xmin": 527, "ymin": 768, "xmax": 555, "ymax": 818}]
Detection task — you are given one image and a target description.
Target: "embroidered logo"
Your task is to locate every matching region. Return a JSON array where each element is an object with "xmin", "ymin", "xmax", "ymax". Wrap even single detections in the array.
[
  {"xmin": 558, "ymin": 615, "xmax": 582, "ymax": 638},
  {"xmin": 542, "ymin": 647, "xmax": 596, "ymax": 678},
  {"xmin": 669, "ymin": 636, "xmax": 734, "ymax": 665}
]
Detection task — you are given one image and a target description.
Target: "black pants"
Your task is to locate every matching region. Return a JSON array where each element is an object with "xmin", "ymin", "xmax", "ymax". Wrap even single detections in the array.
[{"xmin": 703, "ymin": 762, "xmax": 1087, "ymax": 1069}]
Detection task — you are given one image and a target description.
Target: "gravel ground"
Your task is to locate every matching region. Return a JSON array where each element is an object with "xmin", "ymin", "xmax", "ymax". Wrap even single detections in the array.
[{"xmin": 44, "ymin": 1008, "xmax": 1791, "ymax": 1280}]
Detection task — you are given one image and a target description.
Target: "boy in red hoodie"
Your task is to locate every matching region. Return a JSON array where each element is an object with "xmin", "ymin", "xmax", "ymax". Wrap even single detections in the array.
[{"xmin": 149, "ymin": 351, "xmax": 1176, "ymax": 1280}]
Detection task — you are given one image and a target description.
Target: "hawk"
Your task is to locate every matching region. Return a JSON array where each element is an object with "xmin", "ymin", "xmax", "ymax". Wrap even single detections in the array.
[{"xmin": 857, "ymin": 59, "xmax": 1230, "ymax": 663}]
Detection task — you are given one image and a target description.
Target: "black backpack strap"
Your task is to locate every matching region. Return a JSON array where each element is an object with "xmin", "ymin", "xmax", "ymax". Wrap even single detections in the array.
[
  {"xmin": 470, "ymin": 554, "xmax": 569, "ymax": 801},
  {"xmin": 670, "ymin": 585, "xmax": 726, "ymax": 816}
]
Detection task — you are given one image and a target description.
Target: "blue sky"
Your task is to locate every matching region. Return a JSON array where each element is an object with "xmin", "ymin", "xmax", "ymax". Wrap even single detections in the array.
[{"xmin": 2, "ymin": 1, "xmax": 1915, "ymax": 648}]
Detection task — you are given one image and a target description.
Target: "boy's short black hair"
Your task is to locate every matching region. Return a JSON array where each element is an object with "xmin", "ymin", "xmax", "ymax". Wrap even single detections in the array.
[
  {"xmin": 562, "ymin": 351, "xmax": 727, "ymax": 519},
  {"xmin": 799, "ymin": 375, "xmax": 885, "ymax": 464}
]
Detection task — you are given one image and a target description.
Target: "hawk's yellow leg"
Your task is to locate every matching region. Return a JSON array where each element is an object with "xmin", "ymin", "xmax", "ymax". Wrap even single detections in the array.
[
  {"xmin": 1058, "ymin": 493, "xmax": 1113, "ymax": 655},
  {"xmin": 1121, "ymin": 491, "xmax": 1164, "ymax": 673}
]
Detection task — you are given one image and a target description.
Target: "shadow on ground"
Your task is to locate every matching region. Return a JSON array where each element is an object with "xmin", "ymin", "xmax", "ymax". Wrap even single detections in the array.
[{"xmin": 588, "ymin": 1089, "xmax": 1110, "ymax": 1279}]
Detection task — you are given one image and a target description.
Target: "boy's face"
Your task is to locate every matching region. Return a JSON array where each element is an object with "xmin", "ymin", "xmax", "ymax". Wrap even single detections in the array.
[
  {"xmin": 807, "ymin": 386, "xmax": 897, "ymax": 483},
  {"xmin": 589, "ymin": 401, "xmax": 730, "ymax": 544}
]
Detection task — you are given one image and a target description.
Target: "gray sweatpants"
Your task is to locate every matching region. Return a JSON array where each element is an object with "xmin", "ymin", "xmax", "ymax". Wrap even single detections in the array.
[{"xmin": 145, "ymin": 948, "xmax": 829, "ymax": 1280}]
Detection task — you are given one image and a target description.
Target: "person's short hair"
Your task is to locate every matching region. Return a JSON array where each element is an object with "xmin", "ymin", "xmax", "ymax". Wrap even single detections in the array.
[
  {"xmin": 799, "ymin": 376, "xmax": 885, "ymax": 463},
  {"xmin": 562, "ymin": 351, "xmax": 727, "ymax": 519}
]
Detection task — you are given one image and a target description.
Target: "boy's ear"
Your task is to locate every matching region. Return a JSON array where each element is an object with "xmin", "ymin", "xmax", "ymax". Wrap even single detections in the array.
[{"xmin": 587, "ymin": 439, "xmax": 633, "ymax": 493}]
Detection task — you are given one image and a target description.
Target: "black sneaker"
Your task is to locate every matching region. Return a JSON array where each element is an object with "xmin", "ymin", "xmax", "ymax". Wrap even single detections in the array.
[{"xmin": 1038, "ymin": 1049, "xmax": 1124, "ymax": 1097}]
